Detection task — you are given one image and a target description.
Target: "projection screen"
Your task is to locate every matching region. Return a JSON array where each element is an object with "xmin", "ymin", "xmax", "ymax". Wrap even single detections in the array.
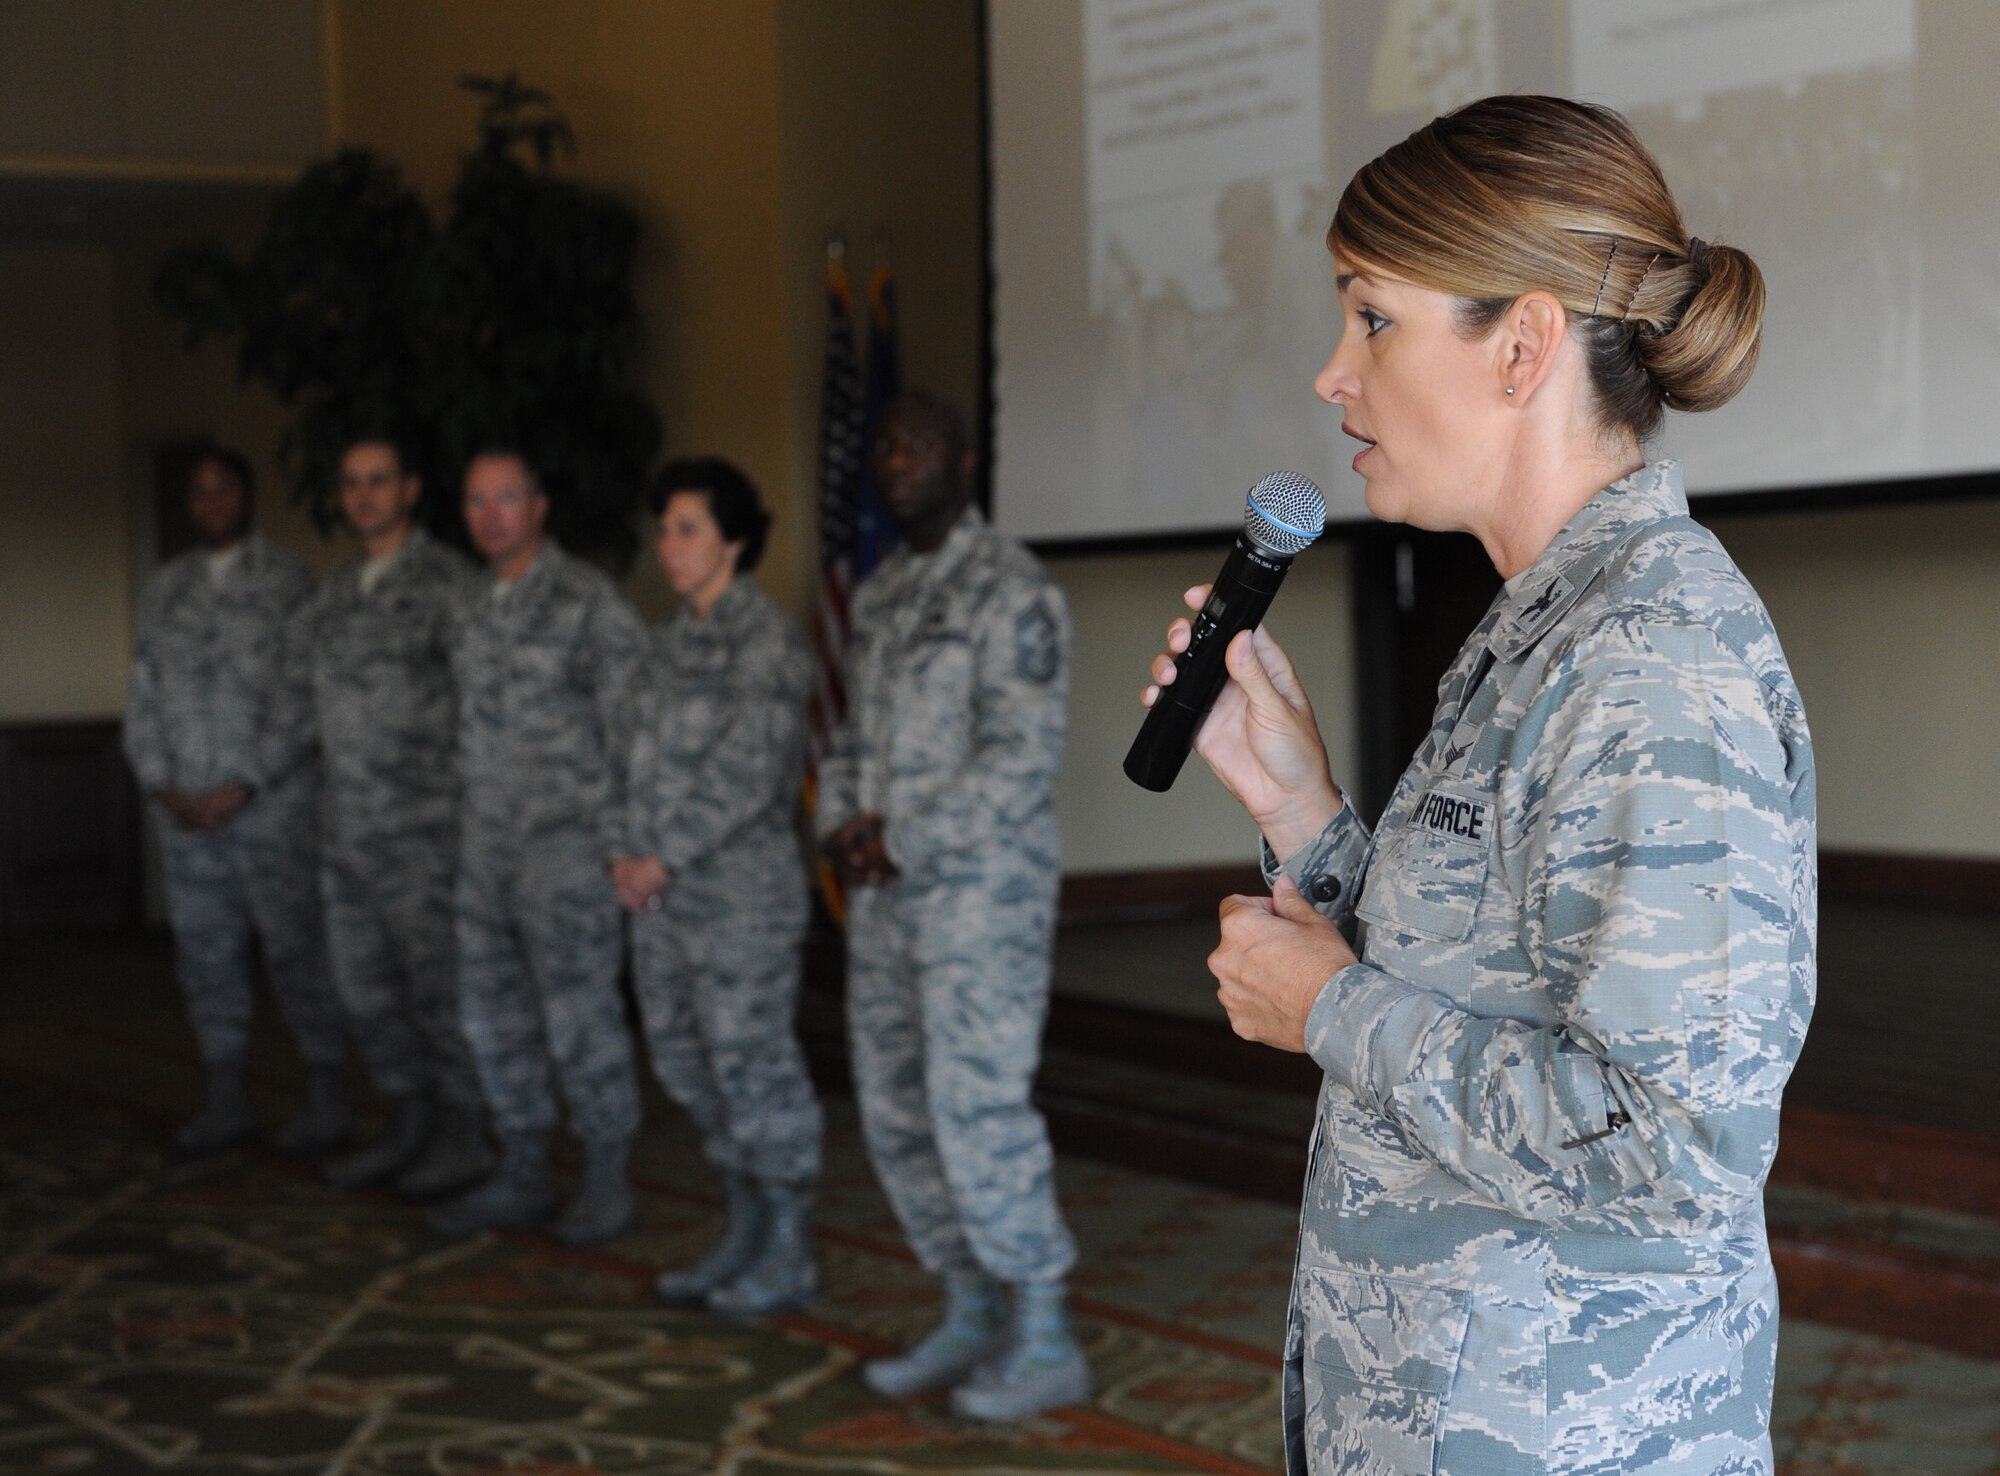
[{"xmin": 988, "ymin": 0, "xmax": 2000, "ymax": 543}]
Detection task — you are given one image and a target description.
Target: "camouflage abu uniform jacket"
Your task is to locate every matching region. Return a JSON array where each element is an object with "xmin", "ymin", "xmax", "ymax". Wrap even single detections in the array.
[
  {"xmin": 125, "ymin": 531, "xmax": 318, "ymax": 798},
  {"xmin": 1268, "ymin": 463, "xmax": 1815, "ymax": 1475},
  {"xmin": 298, "ymin": 529, "xmax": 476, "ymax": 843},
  {"xmin": 617, "ymin": 577, "xmax": 812, "ymax": 916},
  {"xmin": 451, "ymin": 541, "xmax": 645, "ymax": 850},
  {"xmin": 815, "ymin": 507, "xmax": 1070, "ymax": 872}
]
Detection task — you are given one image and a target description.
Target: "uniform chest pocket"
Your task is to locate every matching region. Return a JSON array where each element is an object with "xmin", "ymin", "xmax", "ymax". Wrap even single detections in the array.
[
  {"xmin": 659, "ymin": 689, "xmax": 727, "ymax": 758},
  {"xmin": 900, "ymin": 632, "xmax": 975, "ymax": 713},
  {"xmin": 1356, "ymin": 794, "xmax": 1492, "ymax": 944},
  {"xmin": 1302, "ymin": 1266, "xmax": 1470, "ymax": 1476},
  {"xmin": 346, "ymin": 610, "xmax": 430, "ymax": 672}
]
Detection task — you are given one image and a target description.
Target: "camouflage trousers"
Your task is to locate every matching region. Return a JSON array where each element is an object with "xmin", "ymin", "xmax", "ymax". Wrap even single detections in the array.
[
  {"xmin": 455, "ymin": 821, "xmax": 640, "ymax": 1143},
  {"xmin": 631, "ymin": 899, "xmax": 821, "ymax": 1186},
  {"xmin": 845, "ymin": 855, "xmax": 1076, "ymax": 1285},
  {"xmin": 154, "ymin": 779, "xmax": 346, "ymax": 1068},
  {"xmin": 321, "ymin": 821, "xmax": 483, "ymax": 1108}
]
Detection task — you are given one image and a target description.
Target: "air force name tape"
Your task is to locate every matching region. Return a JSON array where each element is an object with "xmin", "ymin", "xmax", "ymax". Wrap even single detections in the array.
[{"xmin": 1412, "ymin": 788, "xmax": 1488, "ymax": 843}]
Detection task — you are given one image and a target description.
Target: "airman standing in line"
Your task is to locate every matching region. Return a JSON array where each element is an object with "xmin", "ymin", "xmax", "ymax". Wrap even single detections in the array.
[
  {"xmin": 428, "ymin": 447, "xmax": 646, "ymax": 1248},
  {"xmin": 124, "ymin": 445, "xmax": 351, "ymax": 1157},
  {"xmin": 819, "ymin": 392, "xmax": 1090, "ymax": 1420},
  {"xmin": 619, "ymin": 458, "xmax": 824, "ymax": 1317},
  {"xmin": 304, "ymin": 436, "xmax": 493, "ymax": 1199}
]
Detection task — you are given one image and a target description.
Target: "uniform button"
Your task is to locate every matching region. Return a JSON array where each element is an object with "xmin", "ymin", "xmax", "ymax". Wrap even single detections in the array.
[{"xmin": 1309, "ymin": 876, "xmax": 1341, "ymax": 903}]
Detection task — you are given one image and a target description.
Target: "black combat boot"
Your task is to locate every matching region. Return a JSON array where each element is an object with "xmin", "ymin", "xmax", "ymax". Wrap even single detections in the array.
[
  {"xmin": 425, "ymin": 1130, "xmax": 554, "ymax": 1235},
  {"xmin": 395, "ymin": 1097, "xmax": 494, "ymax": 1201},
  {"xmin": 707, "ymin": 1180, "xmax": 816, "ymax": 1318},
  {"xmin": 323, "ymin": 1094, "xmax": 431, "ymax": 1189},
  {"xmin": 270, "ymin": 1062, "xmax": 351, "ymax": 1157},
  {"xmin": 654, "ymin": 1171, "xmax": 766, "ymax": 1304},
  {"xmin": 174, "ymin": 1056, "xmax": 255, "ymax": 1157},
  {"xmin": 553, "ymin": 1136, "xmax": 635, "ymax": 1248}
]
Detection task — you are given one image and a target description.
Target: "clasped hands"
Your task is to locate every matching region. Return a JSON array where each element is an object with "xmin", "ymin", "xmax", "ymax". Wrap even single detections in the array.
[
  {"xmin": 823, "ymin": 812, "xmax": 899, "ymax": 887},
  {"xmin": 611, "ymin": 856, "xmax": 671, "ymax": 912},
  {"xmin": 613, "ymin": 809, "xmax": 901, "ymax": 913},
  {"xmin": 156, "ymin": 784, "xmax": 250, "ymax": 833},
  {"xmin": 1145, "ymin": 584, "xmax": 1357, "ymax": 1054}
]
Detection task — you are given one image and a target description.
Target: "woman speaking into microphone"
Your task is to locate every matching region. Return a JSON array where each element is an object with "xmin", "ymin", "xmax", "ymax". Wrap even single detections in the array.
[
  {"xmin": 1144, "ymin": 97, "xmax": 1813, "ymax": 1474},
  {"xmin": 613, "ymin": 457, "xmax": 823, "ymax": 1317}
]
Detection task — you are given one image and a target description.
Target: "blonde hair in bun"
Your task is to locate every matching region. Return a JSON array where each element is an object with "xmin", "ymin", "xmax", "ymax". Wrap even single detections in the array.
[{"xmin": 1329, "ymin": 94, "xmax": 1765, "ymax": 442}]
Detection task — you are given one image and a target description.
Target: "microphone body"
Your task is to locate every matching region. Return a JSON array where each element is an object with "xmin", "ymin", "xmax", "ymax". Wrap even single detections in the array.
[{"xmin": 1124, "ymin": 472, "xmax": 1327, "ymax": 793}]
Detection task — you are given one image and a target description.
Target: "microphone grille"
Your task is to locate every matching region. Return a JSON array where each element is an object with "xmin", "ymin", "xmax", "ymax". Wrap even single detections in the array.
[{"xmin": 1244, "ymin": 472, "xmax": 1327, "ymax": 556}]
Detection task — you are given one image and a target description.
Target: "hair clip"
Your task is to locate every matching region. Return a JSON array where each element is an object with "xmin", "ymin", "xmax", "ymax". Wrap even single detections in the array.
[
  {"xmin": 1591, "ymin": 239, "xmax": 1618, "ymax": 317},
  {"xmin": 1625, "ymin": 253, "xmax": 1662, "ymax": 321}
]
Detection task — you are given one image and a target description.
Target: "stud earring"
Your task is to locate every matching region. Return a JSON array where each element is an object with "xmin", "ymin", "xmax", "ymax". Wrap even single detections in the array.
[{"xmin": 1504, "ymin": 385, "xmax": 1515, "ymax": 396}]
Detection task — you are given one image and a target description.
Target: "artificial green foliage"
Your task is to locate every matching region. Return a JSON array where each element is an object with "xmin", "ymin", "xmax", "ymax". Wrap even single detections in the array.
[{"xmin": 152, "ymin": 75, "xmax": 659, "ymax": 570}]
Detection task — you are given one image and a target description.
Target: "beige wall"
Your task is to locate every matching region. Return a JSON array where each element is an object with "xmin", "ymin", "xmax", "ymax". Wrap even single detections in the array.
[
  {"xmin": 772, "ymin": 0, "xmax": 987, "ymax": 536},
  {"xmin": 328, "ymin": 0, "xmax": 796, "ymax": 623},
  {"xmin": 0, "ymin": 228, "xmax": 323, "ymax": 724},
  {"xmin": 2, "ymin": 0, "xmax": 1992, "ymax": 864},
  {"xmin": 1052, "ymin": 545, "xmax": 1359, "ymax": 873},
  {"xmin": 0, "ymin": 0, "xmax": 320, "ymax": 169},
  {"xmin": 1719, "ymin": 499, "xmax": 2000, "ymax": 859},
  {"xmin": 0, "ymin": 248, "xmax": 130, "ymax": 721},
  {"xmin": 110, "ymin": 214, "xmax": 319, "ymax": 569}
]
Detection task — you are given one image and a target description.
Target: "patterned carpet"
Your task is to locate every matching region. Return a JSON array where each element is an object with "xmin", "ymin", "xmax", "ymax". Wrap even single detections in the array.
[
  {"xmin": 0, "ymin": 1080, "xmax": 1288, "ymax": 1474},
  {"xmin": 2, "ymin": 937, "xmax": 1997, "ymax": 1474}
]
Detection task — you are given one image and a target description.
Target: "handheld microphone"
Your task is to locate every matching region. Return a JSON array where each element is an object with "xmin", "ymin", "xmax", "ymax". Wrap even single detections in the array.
[{"xmin": 1123, "ymin": 472, "xmax": 1327, "ymax": 793}]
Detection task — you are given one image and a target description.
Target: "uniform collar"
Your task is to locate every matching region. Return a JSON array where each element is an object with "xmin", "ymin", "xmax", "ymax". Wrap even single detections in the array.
[
  {"xmin": 901, "ymin": 505, "xmax": 984, "ymax": 580},
  {"xmin": 1487, "ymin": 461, "xmax": 1687, "ymax": 660},
  {"xmin": 680, "ymin": 574, "xmax": 752, "ymax": 630},
  {"xmin": 200, "ymin": 529, "xmax": 273, "ymax": 584},
  {"xmin": 356, "ymin": 527, "xmax": 422, "ymax": 589},
  {"xmin": 492, "ymin": 538, "xmax": 559, "ymax": 601},
  {"xmin": 204, "ymin": 540, "xmax": 247, "ymax": 583}
]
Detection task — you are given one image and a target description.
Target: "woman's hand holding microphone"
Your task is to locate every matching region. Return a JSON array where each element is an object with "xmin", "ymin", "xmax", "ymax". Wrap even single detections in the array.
[
  {"xmin": 1142, "ymin": 583, "xmax": 1344, "ymax": 851},
  {"xmin": 1143, "ymin": 585, "xmax": 1359, "ymax": 1053}
]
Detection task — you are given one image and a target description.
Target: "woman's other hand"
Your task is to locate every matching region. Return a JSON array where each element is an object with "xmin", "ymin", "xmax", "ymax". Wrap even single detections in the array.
[
  {"xmin": 612, "ymin": 856, "xmax": 670, "ymax": 911},
  {"xmin": 1209, "ymin": 876, "xmax": 1357, "ymax": 1053},
  {"xmin": 1143, "ymin": 583, "xmax": 1344, "ymax": 857}
]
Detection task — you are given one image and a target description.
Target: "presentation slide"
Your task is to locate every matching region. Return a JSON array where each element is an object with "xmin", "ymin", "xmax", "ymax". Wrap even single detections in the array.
[{"xmin": 989, "ymin": 0, "xmax": 2000, "ymax": 544}]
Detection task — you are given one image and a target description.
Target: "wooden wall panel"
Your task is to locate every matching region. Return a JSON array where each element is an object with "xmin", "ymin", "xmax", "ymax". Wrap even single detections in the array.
[{"xmin": 0, "ymin": 721, "xmax": 141, "ymax": 929}]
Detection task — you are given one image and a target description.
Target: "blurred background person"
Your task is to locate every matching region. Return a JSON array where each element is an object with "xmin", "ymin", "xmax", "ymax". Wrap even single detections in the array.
[
  {"xmin": 616, "ymin": 457, "xmax": 822, "ymax": 1317},
  {"xmin": 818, "ymin": 391, "xmax": 1089, "ymax": 1421},
  {"xmin": 302, "ymin": 434, "xmax": 492, "ymax": 1199},
  {"xmin": 122, "ymin": 445, "xmax": 350, "ymax": 1157},
  {"xmin": 428, "ymin": 446, "xmax": 646, "ymax": 1247}
]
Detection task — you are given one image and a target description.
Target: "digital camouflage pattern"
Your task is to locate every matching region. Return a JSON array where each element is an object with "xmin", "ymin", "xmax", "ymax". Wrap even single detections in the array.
[
  {"xmin": 621, "ymin": 578, "xmax": 822, "ymax": 1186},
  {"xmin": 124, "ymin": 533, "xmax": 346, "ymax": 1067},
  {"xmin": 818, "ymin": 509, "xmax": 1078, "ymax": 1285},
  {"xmin": 300, "ymin": 529, "xmax": 483, "ymax": 1108},
  {"xmin": 450, "ymin": 542, "xmax": 644, "ymax": 1143},
  {"xmin": 1266, "ymin": 463, "xmax": 1815, "ymax": 1475}
]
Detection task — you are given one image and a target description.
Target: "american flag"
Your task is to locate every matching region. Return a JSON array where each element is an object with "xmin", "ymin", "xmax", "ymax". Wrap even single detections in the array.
[
  {"xmin": 808, "ymin": 245, "xmax": 865, "ymax": 772},
  {"xmin": 856, "ymin": 259, "xmax": 901, "ymax": 574}
]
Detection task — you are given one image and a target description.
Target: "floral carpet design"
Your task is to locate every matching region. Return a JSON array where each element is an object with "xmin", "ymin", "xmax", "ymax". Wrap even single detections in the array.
[
  {"xmin": 2, "ymin": 939, "xmax": 1998, "ymax": 1474},
  {"xmin": 0, "ymin": 1073, "xmax": 1292, "ymax": 1475}
]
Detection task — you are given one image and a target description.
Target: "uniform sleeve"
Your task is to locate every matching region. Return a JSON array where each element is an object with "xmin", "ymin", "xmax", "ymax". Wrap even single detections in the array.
[
  {"xmin": 253, "ymin": 586, "xmax": 321, "ymax": 789},
  {"xmin": 122, "ymin": 575, "xmax": 172, "ymax": 793},
  {"xmin": 813, "ymin": 589, "xmax": 871, "ymax": 846},
  {"xmin": 1303, "ymin": 615, "xmax": 1806, "ymax": 1235},
  {"xmin": 883, "ymin": 575, "xmax": 1071, "ymax": 871},
  {"xmin": 650, "ymin": 622, "xmax": 811, "ymax": 870},
  {"xmin": 1263, "ymin": 802, "xmax": 1373, "ymax": 928},
  {"xmin": 436, "ymin": 557, "xmax": 474, "ymax": 664},
  {"xmin": 583, "ymin": 585, "xmax": 649, "ymax": 858}
]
